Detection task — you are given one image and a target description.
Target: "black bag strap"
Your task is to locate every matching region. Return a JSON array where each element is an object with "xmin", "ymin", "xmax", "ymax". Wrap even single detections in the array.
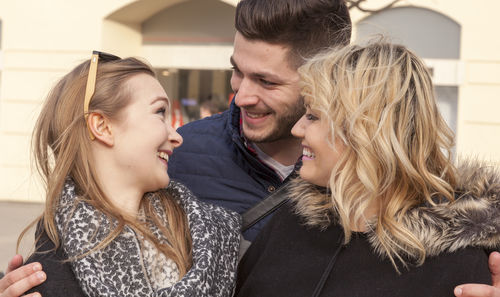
[
  {"xmin": 311, "ymin": 236, "xmax": 344, "ymax": 297},
  {"xmin": 241, "ymin": 185, "xmax": 289, "ymax": 232}
]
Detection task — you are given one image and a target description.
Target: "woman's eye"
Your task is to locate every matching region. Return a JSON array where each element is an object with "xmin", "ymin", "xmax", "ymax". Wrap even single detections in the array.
[
  {"xmin": 306, "ymin": 113, "xmax": 319, "ymax": 121},
  {"xmin": 156, "ymin": 107, "xmax": 166, "ymax": 116}
]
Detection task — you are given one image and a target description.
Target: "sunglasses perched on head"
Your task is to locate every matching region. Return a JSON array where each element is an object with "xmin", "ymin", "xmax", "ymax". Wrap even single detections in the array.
[{"xmin": 83, "ymin": 50, "xmax": 121, "ymax": 140}]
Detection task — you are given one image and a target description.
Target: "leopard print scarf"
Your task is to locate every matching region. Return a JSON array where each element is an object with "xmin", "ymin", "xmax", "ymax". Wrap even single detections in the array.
[{"xmin": 55, "ymin": 179, "xmax": 241, "ymax": 297}]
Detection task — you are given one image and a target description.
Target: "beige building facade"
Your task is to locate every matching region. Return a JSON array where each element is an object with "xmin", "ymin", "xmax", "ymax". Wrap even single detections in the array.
[{"xmin": 0, "ymin": 0, "xmax": 499, "ymax": 202}]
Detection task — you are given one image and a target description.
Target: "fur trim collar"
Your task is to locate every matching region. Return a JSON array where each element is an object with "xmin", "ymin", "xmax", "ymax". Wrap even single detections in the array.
[{"xmin": 289, "ymin": 161, "xmax": 500, "ymax": 259}]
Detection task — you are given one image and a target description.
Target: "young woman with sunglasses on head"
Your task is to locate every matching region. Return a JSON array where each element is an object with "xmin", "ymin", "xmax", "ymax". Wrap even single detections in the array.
[
  {"xmin": 236, "ymin": 42, "xmax": 500, "ymax": 297},
  {"xmin": 14, "ymin": 52, "xmax": 240, "ymax": 297}
]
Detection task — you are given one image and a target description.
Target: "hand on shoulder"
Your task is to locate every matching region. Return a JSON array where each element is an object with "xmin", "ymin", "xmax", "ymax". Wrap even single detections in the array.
[
  {"xmin": 0, "ymin": 255, "xmax": 45, "ymax": 297},
  {"xmin": 455, "ymin": 252, "xmax": 500, "ymax": 297}
]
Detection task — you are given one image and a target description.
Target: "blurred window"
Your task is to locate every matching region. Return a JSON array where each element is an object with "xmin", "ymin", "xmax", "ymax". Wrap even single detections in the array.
[{"xmin": 156, "ymin": 68, "xmax": 234, "ymax": 126}]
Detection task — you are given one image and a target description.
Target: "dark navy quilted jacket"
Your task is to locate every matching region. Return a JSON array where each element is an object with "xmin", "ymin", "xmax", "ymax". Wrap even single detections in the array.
[{"xmin": 168, "ymin": 100, "xmax": 292, "ymax": 241}]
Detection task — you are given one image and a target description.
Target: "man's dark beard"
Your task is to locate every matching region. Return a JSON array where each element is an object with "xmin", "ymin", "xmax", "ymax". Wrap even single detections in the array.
[{"xmin": 248, "ymin": 96, "xmax": 305, "ymax": 143}]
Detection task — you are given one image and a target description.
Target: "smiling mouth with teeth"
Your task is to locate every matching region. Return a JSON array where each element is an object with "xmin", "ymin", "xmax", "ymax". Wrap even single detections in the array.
[
  {"xmin": 157, "ymin": 151, "xmax": 169, "ymax": 162},
  {"xmin": 302, "ymin": 147, "xmax": 315, "ymax": 159},
  {"xmin": 246, "ymin": 111, "xmax": 270, "ymax": 118}
]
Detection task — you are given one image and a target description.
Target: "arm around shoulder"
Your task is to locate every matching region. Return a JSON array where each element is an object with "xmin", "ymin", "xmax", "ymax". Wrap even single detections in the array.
[
  {"xmin": 23, "ymin": 230, "xmax": 85, "ymax": 297},
  {"xmin": 454, "ymin": 252, "xmax": 500, "ymax": 297},
  {"xmin": 0, "ymin": 255, "xmax": 45, "ymax": 297}
]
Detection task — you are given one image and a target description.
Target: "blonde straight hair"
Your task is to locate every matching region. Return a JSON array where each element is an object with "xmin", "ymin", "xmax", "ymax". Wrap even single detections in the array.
[
  {"xmin": 18, "ymin": 57, "xmax": 192, "ymax": 276},
  {"xmin": 295, "ymin": 42, "xmax": 456, "ymax": 268}
]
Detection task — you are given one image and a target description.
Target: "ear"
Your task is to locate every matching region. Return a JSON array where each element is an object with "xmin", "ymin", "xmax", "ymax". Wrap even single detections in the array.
[{"xmin": 87, "ymin": 112, "xmax": 114, "ymax": 146}]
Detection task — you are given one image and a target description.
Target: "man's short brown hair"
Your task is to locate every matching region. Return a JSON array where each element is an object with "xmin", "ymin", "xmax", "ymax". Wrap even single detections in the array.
[{"xmin": 235, "ymin": 0, "xmax": 352, "ymax": 68}]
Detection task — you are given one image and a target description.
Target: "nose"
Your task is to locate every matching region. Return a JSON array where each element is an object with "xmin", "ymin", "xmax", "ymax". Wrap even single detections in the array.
[
  {"xmin": 291, "ymin": 114, "xmax": 306, "ymax": 138},
  {"xmin": 231, "ymin": 75, "xmax": 259, "ymax": 107},
  {"xmin": 167, "ymin": 125, "xmax": 183, "ymax": 148}
]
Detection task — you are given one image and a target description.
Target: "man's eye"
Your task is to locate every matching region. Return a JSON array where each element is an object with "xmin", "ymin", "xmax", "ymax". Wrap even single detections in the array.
[
  {"xmin": 260, "ymin": 79, "xmax": 276, "ymax": 86},
  {"xmin": 231, "ymin": 66, "xmax": 242, "ymax": 75}
]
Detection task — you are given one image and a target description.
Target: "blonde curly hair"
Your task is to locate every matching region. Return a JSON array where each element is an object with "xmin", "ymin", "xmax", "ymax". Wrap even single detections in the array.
[{"xmin": 294, "ymin": 41, "xmax": 457, "ymax": 269}]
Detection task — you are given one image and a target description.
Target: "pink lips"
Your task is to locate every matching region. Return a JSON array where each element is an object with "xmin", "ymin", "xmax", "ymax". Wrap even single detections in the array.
[{"xmin": 302, "ymin": 155, "xmax": 314, "ymax": 161}]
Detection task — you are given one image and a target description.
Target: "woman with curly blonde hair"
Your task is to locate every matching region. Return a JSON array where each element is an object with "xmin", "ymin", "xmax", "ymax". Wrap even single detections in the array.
[{"xmin": 236, "ymin": 42, "xmax": 499, "ymax": 297}]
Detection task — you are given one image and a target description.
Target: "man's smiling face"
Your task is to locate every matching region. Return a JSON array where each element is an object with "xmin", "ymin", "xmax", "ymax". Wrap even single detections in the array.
[{"xmin": 230, "ymin": 32, "xmax": 304, "ymax": 143}]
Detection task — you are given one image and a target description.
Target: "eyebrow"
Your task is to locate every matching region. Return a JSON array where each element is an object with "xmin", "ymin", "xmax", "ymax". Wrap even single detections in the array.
[
  {"xmin": 151, "ymin": 97, "xmax": 170, "ymax": 107},
  {"xmin": 230, "ymin": 56, "xmax": 284, "ymax": 83}
]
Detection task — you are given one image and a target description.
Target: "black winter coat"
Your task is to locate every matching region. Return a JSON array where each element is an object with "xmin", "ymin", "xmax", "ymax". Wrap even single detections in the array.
[{"xmin": 236, "ymin": 163, "xmax": 499, "ymax": 297}]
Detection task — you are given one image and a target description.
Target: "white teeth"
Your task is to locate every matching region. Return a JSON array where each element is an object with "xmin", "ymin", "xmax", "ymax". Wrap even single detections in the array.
[
  {"xmin": 303, "ymin": 147, "xmax": 315, "ymax": 158},
  {"xmin": 157, "ymin": 151, "xmax": 169, "ymax": 162},
  {"xmin": 247, "ymin": 112, "xmax": 268, "ymax": 118}
]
